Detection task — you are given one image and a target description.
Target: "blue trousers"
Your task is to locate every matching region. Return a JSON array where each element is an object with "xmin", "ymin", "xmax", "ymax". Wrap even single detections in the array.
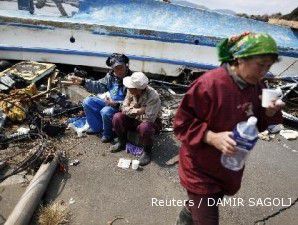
[{"xmin": 83, "ymin": 96, "xmax": 118, "ymax": 138}]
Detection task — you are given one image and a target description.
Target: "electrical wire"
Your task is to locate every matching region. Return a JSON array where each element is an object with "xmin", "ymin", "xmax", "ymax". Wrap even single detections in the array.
[{"xmin": 0, "ymin": 133, "xmax": 46, "ymax": 182}]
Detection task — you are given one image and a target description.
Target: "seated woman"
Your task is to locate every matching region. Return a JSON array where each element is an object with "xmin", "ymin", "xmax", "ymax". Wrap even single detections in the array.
[
  {"xmin": 111, "ymin": 72, "xmax": 162, "ymax": 166},
  {"xmin": 69, "ymin": 53, "xmax": 132, "ymax": 142}
]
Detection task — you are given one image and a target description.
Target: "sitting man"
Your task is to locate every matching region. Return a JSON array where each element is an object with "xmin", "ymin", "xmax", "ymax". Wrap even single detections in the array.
[
  {"xmin": 69, "ymin": 53, "xmax": 132, "ymax": 142},
  {"xmin": 111, "ymin": 72, "xmax": 162, "ymax": 166}
]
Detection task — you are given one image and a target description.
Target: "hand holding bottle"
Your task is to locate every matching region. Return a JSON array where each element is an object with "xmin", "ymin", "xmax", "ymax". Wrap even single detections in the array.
[
  {"xmin": 204, "ymin": 131, "xmax": 237, "ymax": 156},
  {"xmin": 221, "ymin": 116, "xmax": 259, "ymax": 171}
]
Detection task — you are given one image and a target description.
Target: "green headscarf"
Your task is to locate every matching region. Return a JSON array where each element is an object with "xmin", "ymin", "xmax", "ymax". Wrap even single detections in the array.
[{"xmin": 217, "ymin": 33, "xmax": 278, "ymax": 63}]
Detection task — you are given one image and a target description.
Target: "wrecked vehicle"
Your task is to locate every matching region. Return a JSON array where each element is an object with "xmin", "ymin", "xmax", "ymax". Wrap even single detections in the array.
[{"xmin": 0, "ymin": 0, "xmax": 297, "ymax": 77}]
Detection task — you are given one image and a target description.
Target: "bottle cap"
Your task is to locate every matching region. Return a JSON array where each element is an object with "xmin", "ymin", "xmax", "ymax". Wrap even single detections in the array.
[{"xmin": 247, "ymin": 116, "xmax": 257, "ymax": 125}]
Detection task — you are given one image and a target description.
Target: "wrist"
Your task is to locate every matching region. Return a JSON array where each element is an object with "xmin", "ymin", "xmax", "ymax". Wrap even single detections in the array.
[{"xmin": 203, "ymin": 130, "xmax": 215, "ymax": 146}]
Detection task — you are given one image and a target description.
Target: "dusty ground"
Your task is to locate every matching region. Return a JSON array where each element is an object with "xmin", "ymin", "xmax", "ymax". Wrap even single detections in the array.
[
  {"xmin": 0, "ymin": 86, "xmax": 297, "ymax": 225},
  {"xmin": 1, "ymin": 125, "xmax": 297, "ymax": 225}
]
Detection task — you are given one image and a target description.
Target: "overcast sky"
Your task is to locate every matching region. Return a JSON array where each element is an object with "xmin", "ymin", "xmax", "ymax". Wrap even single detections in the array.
[{"xmin": 185, "ymin": 0, "xmax": 297, "ymax": 15}]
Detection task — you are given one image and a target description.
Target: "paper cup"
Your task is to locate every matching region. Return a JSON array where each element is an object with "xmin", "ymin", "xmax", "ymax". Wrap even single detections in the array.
[
  {"xmin": 262, "ymin": 88, "xmax": 282, "ymax": 108},
  {"xmin": 131, "ymin": 160, "xmax": 140, "ymax": 170}
]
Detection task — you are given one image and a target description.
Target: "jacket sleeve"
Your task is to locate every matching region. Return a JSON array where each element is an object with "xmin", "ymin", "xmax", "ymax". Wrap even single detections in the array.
[
  {"xmin": 84, "ymin": 73, "xmax": 110, "ymax": 94},
  {"xmin": 143, "ymin": 96, "xmax": 161, "ymax": 123},
  {"xmin": 174, "ymin": 78, "xmax": 212, "ymax": 151},
  {"xmin": 121, "ymin": 91, "xmax": 133, "ymax": 113}
]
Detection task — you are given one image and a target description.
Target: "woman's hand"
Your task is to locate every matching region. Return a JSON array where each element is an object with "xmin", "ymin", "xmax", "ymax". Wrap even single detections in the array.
[
  {"xmin": 204, "ymin": 130, "xmax": 237, "ymax": 156},
  {"xmin": 130, "ymin": 107, "xmax": 146, "ymax": 116},
  {"xmin": 265, "ymin": 99, "xmax": 285, "ymax": 117},
  {"xmin": 68, "ymin": 74, "xmax": 84, "ymax": 85},
  {"xmin": 105, "ymin": 98, "xmax": 118, "ymax": 107}
]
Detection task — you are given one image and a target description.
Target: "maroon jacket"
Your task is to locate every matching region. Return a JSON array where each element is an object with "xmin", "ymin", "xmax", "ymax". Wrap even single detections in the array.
[{"xmin": 174, "ymin": 67, "xmax": 282, "ymax": 195}]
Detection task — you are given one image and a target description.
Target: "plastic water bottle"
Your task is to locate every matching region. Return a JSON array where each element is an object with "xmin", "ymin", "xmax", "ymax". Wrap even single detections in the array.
[{"xmin": 221, "ymin": 116, "xmax": 259, "ymax": 171}]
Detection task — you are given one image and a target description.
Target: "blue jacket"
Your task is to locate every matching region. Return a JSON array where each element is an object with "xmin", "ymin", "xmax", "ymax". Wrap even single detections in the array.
[{"xmin": 84, "ymin": 69, "xmax": 132, "ymax": 102}]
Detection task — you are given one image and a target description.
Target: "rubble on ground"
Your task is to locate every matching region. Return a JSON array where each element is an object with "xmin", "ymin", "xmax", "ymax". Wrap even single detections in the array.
[{"xmin": 0, "ymin": 61, "xmax": 83, "ymax": 184}]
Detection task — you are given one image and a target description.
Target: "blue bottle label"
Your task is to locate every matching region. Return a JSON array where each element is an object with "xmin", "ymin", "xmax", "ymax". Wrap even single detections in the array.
[{"xmin": 233, "ymin": 128, "xmax": 258, "ymax": 151}]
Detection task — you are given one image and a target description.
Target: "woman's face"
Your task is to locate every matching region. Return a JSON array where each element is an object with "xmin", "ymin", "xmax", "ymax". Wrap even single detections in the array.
[
  {"xmin": 237, "ymin": 55, "xmax": 276, "ymax": 84},
  {"xmin": 113, "ymin": 65, "xmax": 127, "ymax": 78},
  {"xmin": 129, "ymin": 88, "xmax": 143, "ymax": 97}
]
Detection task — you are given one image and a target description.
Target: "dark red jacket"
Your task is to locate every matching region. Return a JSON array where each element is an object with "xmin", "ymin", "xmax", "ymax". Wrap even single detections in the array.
[{"xmin": 174, "ymin": 67, "xmax": 282, "ymax": 195}]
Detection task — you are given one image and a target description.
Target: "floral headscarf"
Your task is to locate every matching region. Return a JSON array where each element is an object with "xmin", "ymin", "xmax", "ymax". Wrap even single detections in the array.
[{"xmin": 217, "ymin": 32, "xmax": 278, "ymax": 63}]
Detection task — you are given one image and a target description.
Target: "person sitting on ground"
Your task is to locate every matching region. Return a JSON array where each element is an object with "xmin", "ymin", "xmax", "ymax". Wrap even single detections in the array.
[
  {"xmin": 69, "ymin": 53, "xmax": 132, "ymax": 143},
  {"xmin": 110, "ymin": 72, "xmax": 162, "ymax": 166}
]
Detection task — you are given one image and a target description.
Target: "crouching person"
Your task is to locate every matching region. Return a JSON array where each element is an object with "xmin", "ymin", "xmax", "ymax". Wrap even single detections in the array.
[
  {"xmin": 111, "ymin": 72, "xmax": 162, "ymax": 166},
  {"xmin": 69, "ymin": 53, "xmax": 132, "ymax": 142}
]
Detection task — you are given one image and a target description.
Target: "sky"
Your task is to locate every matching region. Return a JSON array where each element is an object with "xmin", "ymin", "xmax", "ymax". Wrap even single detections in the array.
[{"xmin": 185, "ymin": 0, "xmax": 297, "ymax": 15}]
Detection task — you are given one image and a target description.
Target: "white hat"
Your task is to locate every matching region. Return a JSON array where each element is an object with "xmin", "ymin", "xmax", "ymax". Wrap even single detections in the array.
[{"xmin": 123, "ymin": 72, "xmax": 149, "ymax": 89}]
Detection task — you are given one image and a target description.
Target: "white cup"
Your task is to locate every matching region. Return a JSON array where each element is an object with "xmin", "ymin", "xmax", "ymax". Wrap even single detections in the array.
[
  {"xmin": 131, "ymin": 160, "xmax": 140, "ymax": 170},
  {"xmin": 262, "ymin": 88, "xmax": 282, "ymax": 108}
]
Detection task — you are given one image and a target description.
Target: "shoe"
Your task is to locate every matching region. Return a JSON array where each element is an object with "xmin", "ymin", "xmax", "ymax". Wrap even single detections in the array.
[
  {"xmin": 139, "ymin": 145, "xmax": 152, "ymax": 166},
  {"xmin": 101, "ymin": 136, "xmax": 113, "ymax": 143},
  {"xmin": 176, "ymin": 206, "xmax": 193, "ymax": 225},
  {"xmin": 110, "ymin": 142, "xmax": 125, "ymax": 153},
  {"xmin": 86, "ymin": 128, "xmax": 99, "ymax": 135},
  {"xmin": 110, "ymin": 136, "xmax": 126, "ymax": 153}
]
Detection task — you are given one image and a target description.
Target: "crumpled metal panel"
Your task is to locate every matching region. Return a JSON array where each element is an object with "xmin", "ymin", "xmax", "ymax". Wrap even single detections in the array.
[{"xmin": 0, "ymin": 61, "xmax": 56, "ymax": 84}]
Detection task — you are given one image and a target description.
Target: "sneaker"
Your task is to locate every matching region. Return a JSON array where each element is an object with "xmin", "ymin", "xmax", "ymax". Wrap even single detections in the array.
[
  {"xmin": 139, "ymin": 151, "xmax": 151, "ymax": 166},
  {"xmin": 86, "ymin": 128, "xmax": 99, "ymax": 135},
  {"xmin": 110, "ymin": 142, "xmax": 125, "ymax": 153},
  {"xmin": 176, "ymin": 206, "xmax": 193, "ymax": 225},
  {"xmin": 101, "ymin": 136, "xmax": 113, "ymax": 143}
]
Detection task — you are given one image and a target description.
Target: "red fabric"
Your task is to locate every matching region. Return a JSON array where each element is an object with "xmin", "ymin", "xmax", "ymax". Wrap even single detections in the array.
[
  {"xmin": 186, "ymin": 191, "xmax": 224, "ymax": 225},
  {"xmin": 174, "ymin": 67, "xmax": 282, "ymax": 195}
]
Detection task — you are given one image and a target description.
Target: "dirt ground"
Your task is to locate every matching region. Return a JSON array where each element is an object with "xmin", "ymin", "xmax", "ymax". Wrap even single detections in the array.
[
  {"xmin": 0, "ymin": 86, "xmax": 297, "ymax": 225},
  {"xmin": 1, "ymin": 130, "xmax": 297, "ymax": 225}
]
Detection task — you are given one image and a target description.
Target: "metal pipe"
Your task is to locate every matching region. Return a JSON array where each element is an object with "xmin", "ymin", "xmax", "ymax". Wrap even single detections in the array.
[
  {"xmin": 5, "ymin": 154, "xmax": 59, "ymax": 225},
  {"xmin": 150, "ymin": 79, "xmax": 189, "ymax": 88}
]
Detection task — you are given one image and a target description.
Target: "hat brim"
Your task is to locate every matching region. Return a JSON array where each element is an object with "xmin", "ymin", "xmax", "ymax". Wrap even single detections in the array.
[
  {"xmin": 111, "ymin": 62, "xmax": 125, "ymax": 69},
  {"xmin": 123, "ymin": 77, "xmax": 137, "ymax": 88},
  {"xmin": 123, "ymin": 77, "xmax": 147, "ymax": 89}
]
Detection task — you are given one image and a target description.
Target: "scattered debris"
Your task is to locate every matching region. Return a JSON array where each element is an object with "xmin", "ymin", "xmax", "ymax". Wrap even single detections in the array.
[
  {"xmin": 69, "ymin": 159, "xmax": 80, "ymax": 166},
  {"xmin": 131, "ymin": 160, "xmax": 140, "ymax": 170},
  {"xmin": 162, "ymin": 127, "xmax": 174, "ymax": 132},
  {"xmin": 0, "ymin": 61, "xmax": 86, "ymax": 184},
  {"xmin": 125, "ymin": 142, "xmax": 143, "ymax": 156},
  {"xmin": 67, "ymin": 118, "xmax": 89, "ymax": 138},
  {"xmin": 0, "ymin": 110, "xmax": 7, "ymax": 129},
  {"xmin": 38, "ymin": 201, "xmax": 70, "ymax": 225},
  {"xmin": 279, "ymin": 130, "xmax": 298, "ymax": 140},
  {"xmin": 69, "ymin": 198, "xmax": 75, "ymax": 205},
  {"xmin": 4, "ymin": 155, "xmax": 59, "ymax": 225},
  {"xmin": 258, "ymin": 130, "xmax": 275, "ymax": 141},
  {"xmin": 117, "ymin": 158, "xmax": 131, "ymax": 169},
  {"xmin": 267, "ymin": 124, "xmax": 284, "ymax": 134},
  {"xmin": 0, "ymin": 61, "xmax": 56, "ymax": 85},
  {"xmin": 108, "ymin": 216, "xmax": 126, "ymax": 225},
  {"xmin": 265, "ymin": 75, "xmax": 298, "ymax": 128},
  {"xmin": 0, "ymin": 84, "xmax": 37, "ymax": 122},
  {"xmin": 0, "ymin": 171, "xmax": 33, "ymax": 187},
  {"xmin": 165, "ymin": 155, "xmax": 179, "ymax": 166}
]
